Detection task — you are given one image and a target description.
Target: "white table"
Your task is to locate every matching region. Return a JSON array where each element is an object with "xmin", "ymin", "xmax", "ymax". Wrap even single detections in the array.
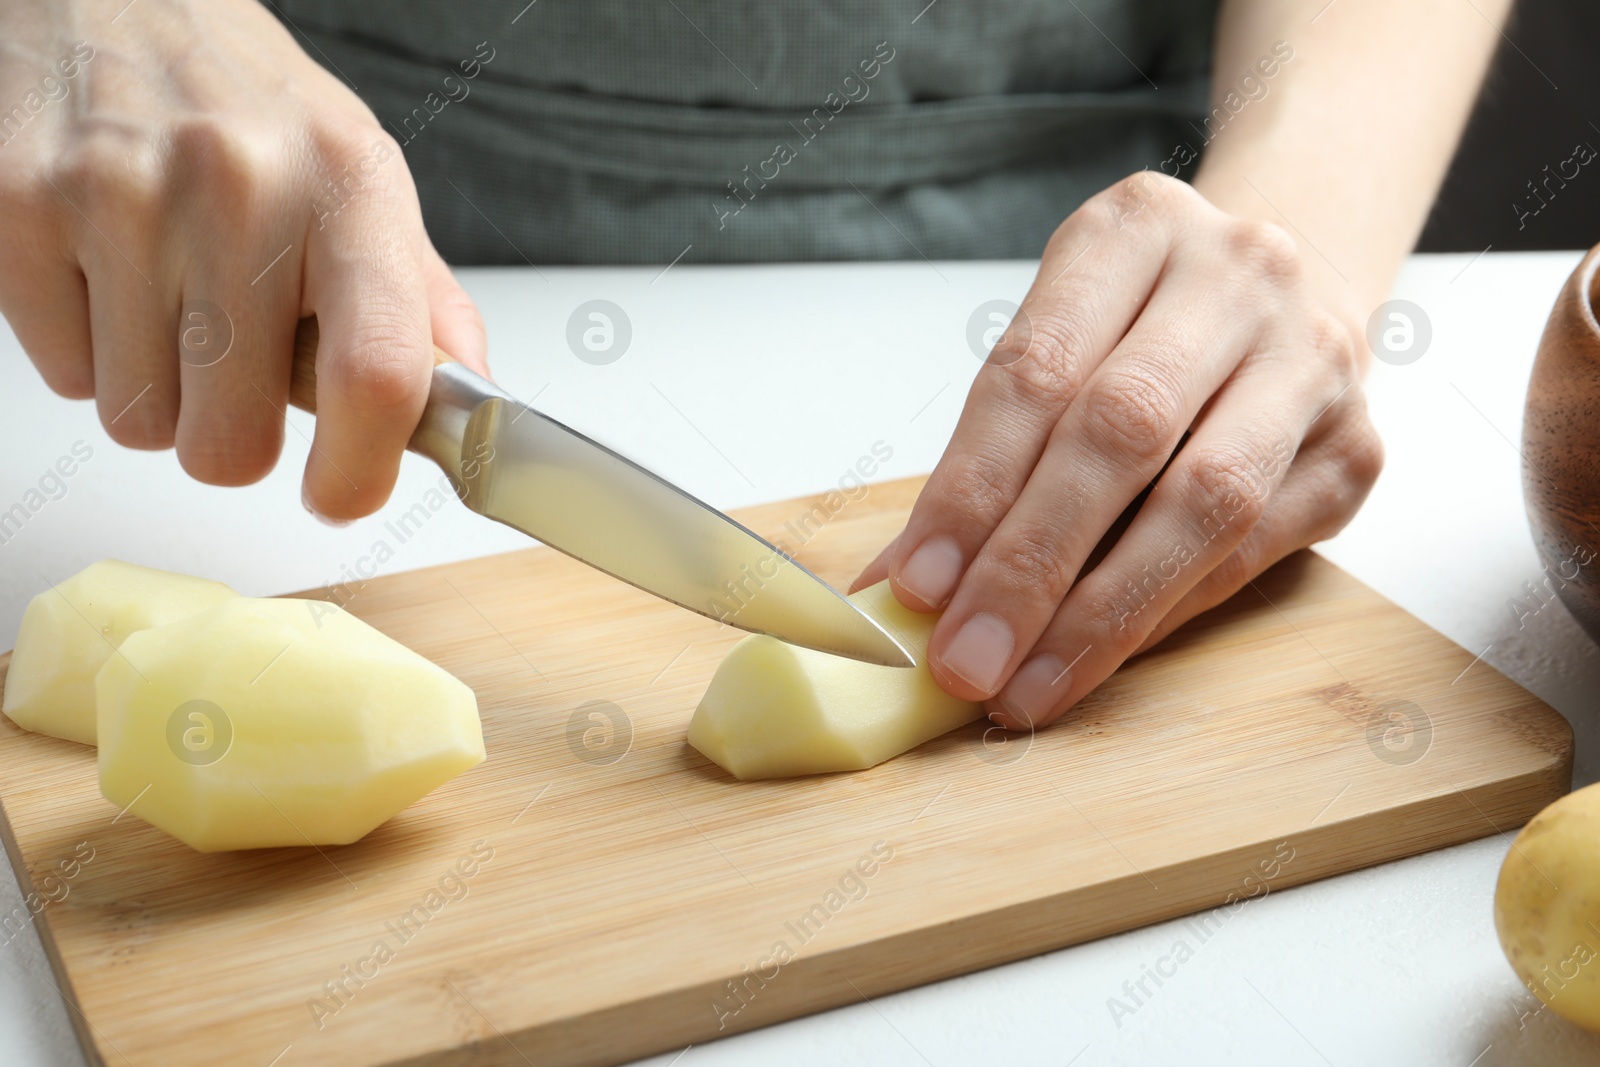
[{"xmin": 2, "ymin": 252, "xmax": 1598, "ymax": 1066}]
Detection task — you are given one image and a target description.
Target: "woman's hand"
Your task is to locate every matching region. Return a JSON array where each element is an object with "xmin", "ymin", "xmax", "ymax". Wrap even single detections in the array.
[
  {"xmin": 0, "ymin": 0, "xmax": 487, "ymax": 522},
  {"xmin": 852, "ymin": 171, "xmax": 1383, "ymax": 731}
]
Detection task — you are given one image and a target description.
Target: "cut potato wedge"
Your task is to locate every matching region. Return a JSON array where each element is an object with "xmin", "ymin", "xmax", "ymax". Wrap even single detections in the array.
[
  {"xmin": 97, "ymin": 596, "xmax": 485, "ymax": 851},
  {"xmin": 2, "ymin": 560, "xmax": 236, "ymax": 745},
  {"xmin": 688, "ymin": 581, "xmax": 980, "ymax": 779}
]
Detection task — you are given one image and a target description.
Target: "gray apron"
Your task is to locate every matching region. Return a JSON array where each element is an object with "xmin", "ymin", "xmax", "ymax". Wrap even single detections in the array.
[{"xmin": 273, "ymin": 1, "xmax": 1220, "ymax": 264}]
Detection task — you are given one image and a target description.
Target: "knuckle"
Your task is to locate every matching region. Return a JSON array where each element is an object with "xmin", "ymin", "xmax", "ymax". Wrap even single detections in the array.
[
  {"xmin": 935, "ymin": 449, "xmax": 1017, "ymax": 524},
  {"xmin": 1075, "ymin": 171, "xmax": 1188, "ymax": 230},
  {"xmin": 985, "ymin": 524, "xmax": 1076, "ymax": 598},
  {"xmin": 176, "ymin": 428, "xmax": 282, "ymax": 487},
  {"xmin": 1227, "ymin": 220, "xmax": 1301, "ymax": 285},
  {"xmin": 1078, "ymin": 579, "xmax": 1152, "ymax": 648},
  {"xmin": 101, "ymin": 404, "xmax": 175, "ymax": 451},
  {"xmin": 1302, "ymin": 407, "xmax": 1384, "ymax": 545},
  {"xmin": 59, "ymin": 128, "xmax": 163, "ymax": 209},
  {"xmin": 993, "ymin": 311, "xmax": 1086, "ymax": 406},
  {"xmin": 1306, "ymin": 310, "xmax": 1358, "ymax": 377},
  {"xmin": 312, "ymin": 122, "xmax": 375, "ymax": 165},
  {"xmin": 28, "ymin": 347, "xmax": 95, "ymax": 399},
  {"xmin": 1205, "ymin": 543, "xmax": 1259, "ymax": 600},
  {"xmin": 44, "ymin": 366, "xmax": 96, "ymax": 401},
  {"xmin": 1116, "ymin": 169, "xmax": 1189, "ymax": 209},
  {"xmin": 326, "ymin": 318, "xmax": 430, "ymax": 413},
  {"xmin": 168, "ymin": 118, "xmax": 264, "ymax": 207},
  {"xmin": 1185, "ymin": 446, "xmax": 1268, "ymax": 535},
  {"xmin": 1306, "ymin": 374, "xmax": 1382, "ymax": 510},
  {"xmin": 1078, "ymin": 366, "xmax": 1183, "ymax": 467},
  {"xmin": 312, "ymin": 124, "xmax": 403, "ymax": 198},
  {"xmin": 1059, "ymin": 191, "xmax": 1121, "ymax": 238},
  {"xmin": 57, "ymin": 376, "xmax": 98, "ymax": 401},
  {"xmin": 1342, "ymin": 416, "xmax": 1385, "ymax": 492}
]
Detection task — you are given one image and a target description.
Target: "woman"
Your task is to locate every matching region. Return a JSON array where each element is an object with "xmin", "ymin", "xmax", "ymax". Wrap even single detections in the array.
[{"xmin": 0, "ymin": 0, "xmax": 1504, "ymax": 729}]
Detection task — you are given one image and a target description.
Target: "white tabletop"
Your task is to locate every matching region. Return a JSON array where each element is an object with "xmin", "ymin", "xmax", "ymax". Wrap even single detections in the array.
[{"xmin": 2, "ymin": 252, "xmax": 1598, "ymax": 1066}]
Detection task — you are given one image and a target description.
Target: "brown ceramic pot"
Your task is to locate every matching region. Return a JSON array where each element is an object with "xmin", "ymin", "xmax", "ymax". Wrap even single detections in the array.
[{"xmin": 1525, "ymin": 243, "xmax": 1600, "ymax": 644}]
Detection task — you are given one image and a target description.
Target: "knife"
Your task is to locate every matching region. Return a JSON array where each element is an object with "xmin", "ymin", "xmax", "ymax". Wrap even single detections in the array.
[{"xmin": 288, "ymin": 318, "xmax": 914, "ymax": 668}]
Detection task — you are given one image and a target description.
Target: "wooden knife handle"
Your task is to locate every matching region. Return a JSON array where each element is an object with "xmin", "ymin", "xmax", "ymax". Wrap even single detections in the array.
[{"xmin": 289, "ymin": 316, "xmax": 455, "ymax": 415}]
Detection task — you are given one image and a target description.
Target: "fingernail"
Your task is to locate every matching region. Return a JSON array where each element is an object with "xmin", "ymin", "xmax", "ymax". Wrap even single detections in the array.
[
  {"xmin": 938, "ymin": 613, "xmax": 1014, "ymax": 695},
  {"xmin": 997, "ymin": 654, "xmax": 1070, "ymax": 728},
  {"xmin": 302, "ymin": 485, "xmax": 351, "ymax": 528},
  {"xmin": 898, "ymin": 536, "xmax": 963, "ymax": 607}
]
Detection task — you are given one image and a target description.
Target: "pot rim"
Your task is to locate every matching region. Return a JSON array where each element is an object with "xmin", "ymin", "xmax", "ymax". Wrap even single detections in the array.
[{"xmin": 1578, "ymin": 244, "xmax": 1600, "ymax": 341}]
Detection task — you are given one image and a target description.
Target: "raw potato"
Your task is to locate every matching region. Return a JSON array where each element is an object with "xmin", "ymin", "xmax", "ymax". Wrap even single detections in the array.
[
  {"xmin": 688, "ymin": 581, "xmax": 980, "ymax": 779},
  {"xmin": 97, "ymin": 597, "xmax": 485, "ymax": 852},
  {"xmin": 1495, "ymin": 781, "xmax": 1600, "ymax": 1031},
  {"xmin": 2, "ymin": 560, "xmax": 236, "ymax": 745}
]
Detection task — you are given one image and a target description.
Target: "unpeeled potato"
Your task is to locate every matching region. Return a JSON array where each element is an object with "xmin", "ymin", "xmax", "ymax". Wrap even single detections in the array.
[
  {"xmin": 1495, "ymin": 781, "xmax": 1600, "ymax": 1030},
  {"xmin": 2, "ymin": 560, "xmax": 236, "ymax": 744},
  {"xmin": 688, "ymin": 581, "xmax": 980, "ymax": 779}
]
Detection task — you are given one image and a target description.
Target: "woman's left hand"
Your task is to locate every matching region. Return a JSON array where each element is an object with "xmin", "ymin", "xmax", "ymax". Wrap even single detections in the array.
[{"xmin": 851, "ymin": 171, "xmax": 1384, "ymax": 731}]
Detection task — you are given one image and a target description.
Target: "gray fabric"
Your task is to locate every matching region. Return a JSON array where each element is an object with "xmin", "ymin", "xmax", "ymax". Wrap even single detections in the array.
[{"xmin": 271, "ymin": 1, "xmax": 1220, "ymax": 264}]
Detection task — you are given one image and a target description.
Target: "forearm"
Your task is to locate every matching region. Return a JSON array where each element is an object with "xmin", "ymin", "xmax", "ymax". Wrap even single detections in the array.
[{"xmin": 1191, "ymin": 0, "xmax": 1512, "ymax": 318}]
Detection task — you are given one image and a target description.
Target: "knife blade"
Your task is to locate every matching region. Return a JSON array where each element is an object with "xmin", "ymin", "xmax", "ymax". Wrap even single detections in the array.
[{"xmin": 289, "ymin": 318, "xmax": 915, "ymax": 668}]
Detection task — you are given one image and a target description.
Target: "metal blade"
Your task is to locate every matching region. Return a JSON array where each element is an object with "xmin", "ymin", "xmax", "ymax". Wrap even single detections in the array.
[{"xmin": 451, "ymin": 391, "xmax": 914, "ymax": 668}]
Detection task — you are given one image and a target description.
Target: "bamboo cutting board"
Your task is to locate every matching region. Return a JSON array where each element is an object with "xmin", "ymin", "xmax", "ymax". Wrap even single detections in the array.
[{"xmin": 0, "ymin": 476, "xmax": 1572, "ymax": 1067}]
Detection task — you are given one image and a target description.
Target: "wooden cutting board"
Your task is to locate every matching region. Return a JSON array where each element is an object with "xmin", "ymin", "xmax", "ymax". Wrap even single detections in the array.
[{"xmin": 0, "ymin": 476, "xmax": 1571, "ymax": 1067}]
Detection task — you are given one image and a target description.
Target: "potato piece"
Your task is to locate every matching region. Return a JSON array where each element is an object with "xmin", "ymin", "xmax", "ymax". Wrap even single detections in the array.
[
  {"xmin": 3, "ymin": 560, "xmax": 236, "ymax": 745},
  {"xmin": 1495, "ymin": 781, "xmax": 1600, "ymax": 1031},
  {"xmin": 688, "ymin": 581, "xmax": 979, "ymax": 779},
  {"xmin": 96, "ymin": 597, "xmax": 484, "ymax": 852}
]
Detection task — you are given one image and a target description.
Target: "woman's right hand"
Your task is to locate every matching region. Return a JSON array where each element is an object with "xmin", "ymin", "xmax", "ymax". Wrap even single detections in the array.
[{"xmin": 0, "ymin": 0, "xmax": 488, "ymax": 521}]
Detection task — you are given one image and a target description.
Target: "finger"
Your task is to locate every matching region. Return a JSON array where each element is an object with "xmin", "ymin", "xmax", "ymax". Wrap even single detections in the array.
[
  {"xmin": 1129, "ymin": 388, "xmax": 1383, "ymax": 655},
  {"xmin": 301, "ymin": 137, "xmax": 434, "ymax": 522},
  {"xmin": 86, "ymin": 262, "xmax": 178, "ymax": 449},
  {"xmin": 886, "ymin": 174, "xmax": 1190, "ymax": 613},
  {"xmin": 55, "ymin": 137, "xmax": 178, "ymax": 446},
  {"xmin": 171, "ymin": 128, "xmax": 296, "ymax": 485},
  {"xmin": 0, "ymin": 93, "xmax": 93, "ymax": 398},
  {"xmin": 986, "ymin": 338, "xmax": 1368, "ymax": 729},
  {"xmin": 174, "ymin": 265, "xmax": 295, "ymax": 486},
  {"xmin": 925, "ymin": 241, "xmax": 1278, "ymax": 701},
  {"xmin": 0, "ymin": 251, "xmax": 94, "ymax": 399},
  {"xmin": 422, "ymin": 241, "xmax": 489, "ymax": 377},
  {"xmin": 849, "ymin": 530, "xmax": 903, "ymax": 594}
]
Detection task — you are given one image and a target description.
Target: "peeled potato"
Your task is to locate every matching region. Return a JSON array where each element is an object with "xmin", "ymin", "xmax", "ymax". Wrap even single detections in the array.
[
  {"xmin": 1495, "ymin": 782, "xmax": 1600, "ymax": 1031},
  {"xmin": 688, "ymin": 581, "xmax": 979, "ymax": 779},
  {"xmin": 3, "ymin": 560, "xmax": 236, "ymax": 745},
  {"xmin": 96, "ymin": 597, "xmax": 485, "ymax": 852}
]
